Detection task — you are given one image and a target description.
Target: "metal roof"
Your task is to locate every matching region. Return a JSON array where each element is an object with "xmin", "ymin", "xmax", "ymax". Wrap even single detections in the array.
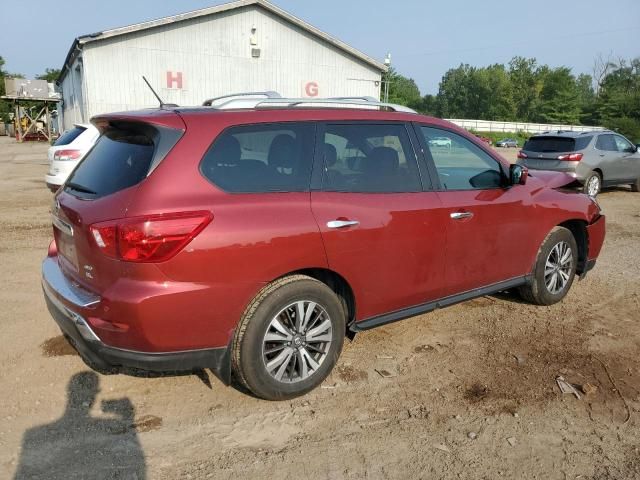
[{"xmin": 58, "ymin": 0, "xmax": 387, "ymax": 84}]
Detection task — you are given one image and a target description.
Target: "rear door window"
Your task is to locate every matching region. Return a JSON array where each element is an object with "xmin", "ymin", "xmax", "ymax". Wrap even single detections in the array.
[
  {"xmin": 53, "ymin": 126, "xmax": 86, "ymax": 146},
  {"xmin": 421, "ymin": 127, "xmax": 504, "ymax": 190},
  {"xmin": 523, "ymin": 137, "xmax": 576, "ymax": 153},
  {"xmin": 321, "ymin": 123, "xmax": 421, "ymax": 193},
  {"xmin": 65, "ymin": 125, "xmax": 155, "ymax": 198},
  {"xmin": 200, "ymin": 123, "xmax": 315, "ymax": 193},
  {"xmin": 595, "ymin": 134, "xmax": 617, "ymax": 152}
]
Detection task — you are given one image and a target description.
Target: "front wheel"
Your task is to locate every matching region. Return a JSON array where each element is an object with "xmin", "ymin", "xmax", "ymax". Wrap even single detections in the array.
[
  {"xmin": 519, "ymin": 227, "xmax": 578, "ymax": 306},
  {"xmin": 232, "ymin": 275, "xmax": 345, "ymax": 400}
]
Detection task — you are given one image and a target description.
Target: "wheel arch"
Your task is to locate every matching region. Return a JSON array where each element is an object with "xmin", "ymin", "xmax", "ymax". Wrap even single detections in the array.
[
  {"xmin": 558, "ymin": 219, "xmax": 588, "ymax": 274},
  {"xmin": 275, "ymin": 268, "xmax": 357, "ymax": 339}
]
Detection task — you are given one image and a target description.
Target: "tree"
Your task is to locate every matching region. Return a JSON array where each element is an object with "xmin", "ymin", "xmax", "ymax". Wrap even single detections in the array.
[
  {"xmin": 383, "ymin": 67, "xmax": 422, "ymax": 110},
  {"xmin": 37, "ymin": 68, "xmax": 61, "ymax": 83},
  {"xmin": 508, "ymin": 56, "xmax": 539, "ymax": 122},
  {"xmin": 535, "ymin": 67, "xmax": 581, "ymax": 124}
]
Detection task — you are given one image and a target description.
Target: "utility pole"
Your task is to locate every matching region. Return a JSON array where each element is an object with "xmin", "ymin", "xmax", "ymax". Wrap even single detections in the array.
[{"xmin": 383, "ymin": 53, "xmax": 391, "ymax": 103}]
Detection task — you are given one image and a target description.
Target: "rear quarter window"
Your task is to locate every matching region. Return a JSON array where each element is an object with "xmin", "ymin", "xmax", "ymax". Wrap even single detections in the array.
[
  {"xmin": 200, "ymin": 122, "xmax": 315, "ymax": 193},
  {"xmin": 53, "ymin": 126, "xmax": 86, "ymax": 146}
]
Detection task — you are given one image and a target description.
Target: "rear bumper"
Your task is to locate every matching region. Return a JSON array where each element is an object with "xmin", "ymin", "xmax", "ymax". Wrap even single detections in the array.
[{"xmin": 41, "ymin": 257, "xmax": 232, "ymax": 383}]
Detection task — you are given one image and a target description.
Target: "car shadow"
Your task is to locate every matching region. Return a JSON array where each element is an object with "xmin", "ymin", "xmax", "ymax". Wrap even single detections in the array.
[{"xmin": 13, "ymin": 371, "xmax": 147, "ymax": 479}]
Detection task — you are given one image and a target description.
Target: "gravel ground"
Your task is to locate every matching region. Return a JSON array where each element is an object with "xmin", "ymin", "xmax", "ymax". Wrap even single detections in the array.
[{"xmin": 0, "ymin": 137, "xmax": 639, "ymax": 479}]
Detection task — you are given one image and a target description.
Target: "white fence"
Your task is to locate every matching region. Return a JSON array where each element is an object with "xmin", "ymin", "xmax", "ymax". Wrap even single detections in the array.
[{"xmin": 446, "ymin": 118, "xmax": 604, "ymax": 134}]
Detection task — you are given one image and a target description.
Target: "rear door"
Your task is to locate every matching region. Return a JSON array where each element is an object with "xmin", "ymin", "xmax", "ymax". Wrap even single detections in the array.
[
  {"xmin": 595, "ymin": 134, "xmax": 625, "ymax": 181},
  {"xmin": 416, "ymin": 125, "xmax": 537, "ymax": 296},
  {"xmin": 310, "ymin": 122, "xmax": 446, "ymax": 321},
  {"xmin": 612, "ymin": 134, "xmax": 640, "ymax": 181}
]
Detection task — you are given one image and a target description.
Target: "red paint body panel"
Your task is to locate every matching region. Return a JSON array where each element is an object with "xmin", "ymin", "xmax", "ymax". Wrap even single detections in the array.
[
  {"xmin": 311, "ymin": 192, "xmax": 446, "ymax": 320},
  {"xmin": 46, "ymin": 107, "xmax": 607, "ymax": 356}
]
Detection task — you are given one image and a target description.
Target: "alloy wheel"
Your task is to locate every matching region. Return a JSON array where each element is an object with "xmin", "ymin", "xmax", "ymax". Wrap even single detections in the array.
[
  {"xmin": 544, "ymin": 241, "xmax": 573, "ymax": 294},
  {"xmin": 262, "ymin": 301, "xmax": 332, "ymax": 383},
  {"xmin": 587, "ymin": 175, "xmax": 600, "ymax": 197}
]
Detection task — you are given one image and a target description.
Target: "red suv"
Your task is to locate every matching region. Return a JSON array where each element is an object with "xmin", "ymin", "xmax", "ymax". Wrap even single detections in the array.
[{"xmin": 42, "ymin": 98, "xmax": 605, "ymax": 400}]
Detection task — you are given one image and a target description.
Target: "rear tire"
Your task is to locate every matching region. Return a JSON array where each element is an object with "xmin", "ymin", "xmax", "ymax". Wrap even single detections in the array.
[
  {"xmin": 231, "ymin": 275, "xmax": 345, "ymax": 400},
  {"xmin": 583, "ymin": 172, "xmax": 601, "ymax": 197},
  {"xmin": 631, "ymin": 177, "xmax": 640, "ymax": 192},
  {"xmin": 519, "ymin": 227, "xmax": 577, "ymax": 306}
]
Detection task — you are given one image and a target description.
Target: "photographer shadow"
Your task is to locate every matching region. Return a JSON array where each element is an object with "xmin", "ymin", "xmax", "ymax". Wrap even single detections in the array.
[{"xmin": 13, "ymin": 371, "xmax": 146, "ymax": 479}]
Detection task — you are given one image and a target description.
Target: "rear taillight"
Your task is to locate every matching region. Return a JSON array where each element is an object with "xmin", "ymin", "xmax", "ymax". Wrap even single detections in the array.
[
  {"xmin": 557, "ymin": 153, "xmax": 583, "ymax": 161},
  {"xmin": 53, "ymin": 149, "xmax": 83, "ymax": 161},
  {"xmin": 517, "ymin": 151, "xmax": 527, "ymax": 159},
  {"xmin": 90, "ymin": 211, "xmax": 212, "ymax": 263}
]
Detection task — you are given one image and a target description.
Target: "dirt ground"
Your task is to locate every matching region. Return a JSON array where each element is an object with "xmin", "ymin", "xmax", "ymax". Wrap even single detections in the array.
[{"xmin": 0, "ymin": 137, "xmax": 639, "ymax": 480}]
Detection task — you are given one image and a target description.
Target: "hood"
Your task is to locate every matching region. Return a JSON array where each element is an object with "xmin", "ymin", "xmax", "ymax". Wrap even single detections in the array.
[{"xmin": 528, "ymin": 170, "xmax": 578, "ymax": 189}]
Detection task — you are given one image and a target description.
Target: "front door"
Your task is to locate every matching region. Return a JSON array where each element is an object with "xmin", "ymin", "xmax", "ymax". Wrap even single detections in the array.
[
  {"xmin": 416, "ymin": 125, "xmax": 537, "ymax": 297},
  {"xmin": 311, "ymin": 122, "xmax": 447, "ymax": 321}
]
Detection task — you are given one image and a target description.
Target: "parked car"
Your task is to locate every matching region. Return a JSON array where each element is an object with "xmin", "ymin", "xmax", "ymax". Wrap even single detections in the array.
[
  {"xmin": 516, "ymin": 130, "xmax": 640, "ymax": 196},
  {"xmin": 428, "ymin": 136, "xmax": 452, "ymax": 148},
  {"xmin": 45, "ymin": 124, "xmax": 99, "ymax": 192},
  {"xmin": 42, "ymin": 98, "xmax": 605, "ymax": 400},
  {"xmin": 496, "ymin": 138, "xmax": 518, "ymax": 148},
  {"xmin": 475, "ymin": 135, "xmax": 492, "ymax": 145}
]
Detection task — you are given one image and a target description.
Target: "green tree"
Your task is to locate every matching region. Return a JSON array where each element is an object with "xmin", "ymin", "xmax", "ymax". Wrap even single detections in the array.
[
  {"xmin": 437, "ymin": 64, "xmax": 474, "ymax": 118},
  {"xmin": 383, "ymin": 67, "xmax": 422, "ymax": 110},
  {"xmin": 535, "ymin": 67, "xmax": 581, "ymax": 124},
  {"xmin": 36, "ymin": 68, "xmax": 61, "ymax": 83},
  {"xmin": 508, "ymin": 56, "xmax": 539, "ymax": 122}
]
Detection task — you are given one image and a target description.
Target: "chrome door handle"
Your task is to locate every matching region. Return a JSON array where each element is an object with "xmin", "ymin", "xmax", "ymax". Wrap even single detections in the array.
[
  {"xmin": 450, "ymin": 212, "xmax": 474, "ymax": 220},
  {"xmin": 327, "ymin": 220, "xmax": 360, "ymax": 229}
]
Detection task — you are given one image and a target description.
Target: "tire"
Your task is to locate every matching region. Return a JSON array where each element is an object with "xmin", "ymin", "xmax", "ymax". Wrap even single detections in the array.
[
  {"xmin": 231, "ymin": 275, "xmax": 345, "ymax": 400},
  {"xmin": 631, "ymin": 177, "xmax": 640, "ymax": 192},
  {"xmin": 582, "ymin": 172, "xmax": 601, "ymax": 197},
  {"xmin": 518, "ymin": 226, "xmax": 578, "ymax": 306}
]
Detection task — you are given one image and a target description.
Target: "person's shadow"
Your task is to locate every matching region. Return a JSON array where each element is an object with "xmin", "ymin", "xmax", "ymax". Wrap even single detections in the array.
[{"xmin": 13, "ymin": 371, "xmax": 146, "ymax": 479}]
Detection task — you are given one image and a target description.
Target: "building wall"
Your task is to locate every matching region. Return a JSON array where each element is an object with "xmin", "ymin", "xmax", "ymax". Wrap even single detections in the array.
[
  {"xmin": 59, "ymin": 57, "xmax": 89, "ymax": 129},
  {"xmin": 78, "ymin": 5, "xmax": 382, "ymax": 122}
]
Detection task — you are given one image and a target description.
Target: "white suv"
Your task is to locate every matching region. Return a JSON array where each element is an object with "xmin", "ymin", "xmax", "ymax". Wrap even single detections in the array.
[{"xmin": 46, "ymin": 124, "xmax": 99, "ymax": 192}]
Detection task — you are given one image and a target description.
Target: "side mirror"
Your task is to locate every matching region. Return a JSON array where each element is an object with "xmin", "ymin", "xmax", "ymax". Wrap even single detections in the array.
[
  {"xmin": 635, "ymin": 144, "xmax": 640, "ymax": 152},
  {"xmin": 510, "ymin": 164, "xmax": 528, "ymax": 185}
]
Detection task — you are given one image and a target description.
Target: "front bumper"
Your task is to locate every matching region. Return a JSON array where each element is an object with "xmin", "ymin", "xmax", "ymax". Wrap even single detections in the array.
[{"xmin": 41, "ymin": 257, "xmax": 231, "ymax": 383}]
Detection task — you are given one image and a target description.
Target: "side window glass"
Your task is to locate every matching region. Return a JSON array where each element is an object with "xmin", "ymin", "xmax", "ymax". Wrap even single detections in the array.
[
  {"xmin": 596, "ymin": 134, "xmax": 617, "ymax": 152},
  {"xmin": 613, "ymin": 135, "xmax": 633, "ymax": 152},
  {"xmin": 322, "ymin": 124, "xmax": 421, "ymax": 193},
  {"xmin": 420, "ymin": 127, "xmax": 504, "ymax": 190},
  {"xmin": 200, "ymin": 123, "xmax": 315, "ymax": 193}
]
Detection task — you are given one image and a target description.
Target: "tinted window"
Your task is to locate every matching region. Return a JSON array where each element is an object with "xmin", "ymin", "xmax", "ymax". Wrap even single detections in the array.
[
  {"xmin": 201, "ymin": 123, "xmax": 315, "ymax": 193},
  {"xmin": 322, "ymin": 123, "xmax": 421, "ymax": 193},
  {"xmin": 523, "ymin": 137, "xmax": 576, "ymax": 152},
  {"xmin": 65, "ymin": 126, "xmax": 154, "ymax": 198},
  {"xmin": 421, "ymin": 127, "xmax": 503, "ymax": 190},
  {"xmin": 53, "ymin": 126, "xmax": 86, "ymax": 146},
  {"xmin": 613, "ymin": 135, "xmax": 634, "ymax": 152},
  {"xmin": 574, "ymin": 136, "xmax": 593, "ymax": 150},
  {"xmin": 595, "ymin": 134, "xmax": 617, "ymax": 152}
]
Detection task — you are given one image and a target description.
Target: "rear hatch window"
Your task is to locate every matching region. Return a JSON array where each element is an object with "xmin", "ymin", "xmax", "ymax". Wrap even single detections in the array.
[
  {"xmin": 53, "ymin": 126, "xmax": 86, "ymax": 146},
  {"xmin": 64, "ymin": 121, "xmax": 181, "ymax": 199},
  {"xmin": 523, "ymin": 136, "xmax": 592, "ymax": 154}
]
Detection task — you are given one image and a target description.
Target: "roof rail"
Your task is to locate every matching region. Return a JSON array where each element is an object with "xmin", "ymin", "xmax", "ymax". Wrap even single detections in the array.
[
  {"xmin": 252, "ymin": 97, "xmax": 417, "ymax": 113},
  {"xmin": 202, "ymin": 91, "xmax": 281, "ymax": 107}
]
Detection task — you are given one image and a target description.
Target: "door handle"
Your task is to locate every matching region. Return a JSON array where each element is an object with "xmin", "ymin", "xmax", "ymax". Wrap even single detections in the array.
[
  {"xmin": 450, "ymin": 212, "xmax": 474, "ymax": 220},
  {"xmin": 327, "ymin": 220, "xmax": 360, "ymax": 229}
]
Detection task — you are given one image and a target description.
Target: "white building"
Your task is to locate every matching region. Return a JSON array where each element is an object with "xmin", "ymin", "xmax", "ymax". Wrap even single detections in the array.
[{"xmin": 57, "ymin": 0, "xmax": 386, "ymax": 130}]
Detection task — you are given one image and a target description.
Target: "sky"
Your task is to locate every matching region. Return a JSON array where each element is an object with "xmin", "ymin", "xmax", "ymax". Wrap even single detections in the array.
[{"xmin": 0, "ymin": 0, "xmax": 638, "ymax": 94}]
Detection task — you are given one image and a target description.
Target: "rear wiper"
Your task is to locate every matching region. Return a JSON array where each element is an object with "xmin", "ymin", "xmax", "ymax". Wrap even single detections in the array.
[{"xmin": 66, "ymin": 182, "xmax": 97, "ymax": 195}]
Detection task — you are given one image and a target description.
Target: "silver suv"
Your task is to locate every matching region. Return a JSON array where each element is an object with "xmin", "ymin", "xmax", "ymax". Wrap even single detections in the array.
[{"xmin": 516, "ymin": 130, "xmax": 640, "ymax": 196}]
